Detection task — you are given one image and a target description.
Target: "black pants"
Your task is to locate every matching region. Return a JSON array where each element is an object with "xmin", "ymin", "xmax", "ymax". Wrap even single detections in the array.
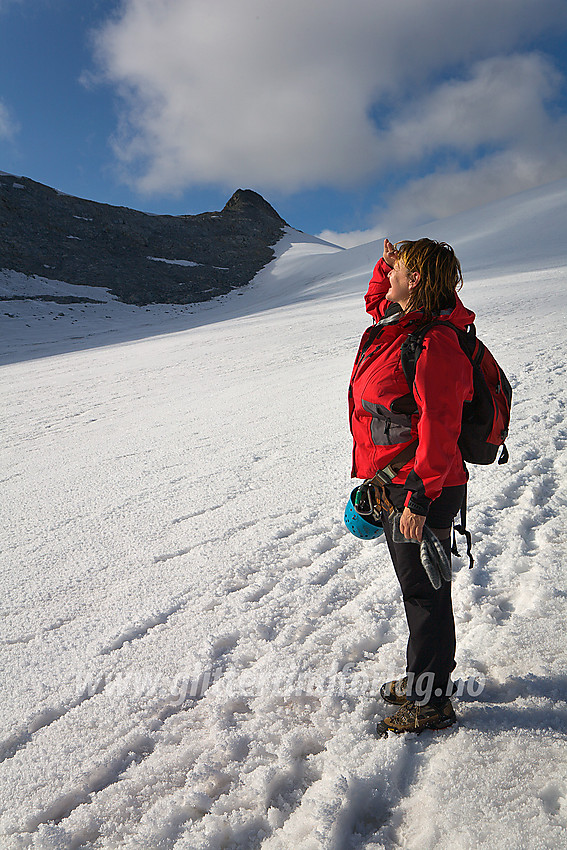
[{"xmin": 381, "ymin": 484, "xmax": 466, "ymax": 703}]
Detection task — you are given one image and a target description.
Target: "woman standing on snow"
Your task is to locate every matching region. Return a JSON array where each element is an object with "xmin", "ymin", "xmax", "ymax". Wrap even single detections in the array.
[{"xmin": 348, "ymin": 237, "xmax": 474, "ymax": 734}]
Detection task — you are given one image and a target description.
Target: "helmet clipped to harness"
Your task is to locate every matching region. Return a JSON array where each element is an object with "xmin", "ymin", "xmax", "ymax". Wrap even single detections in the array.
[{"xmin": 344, "ymin": 486, "xmax": 385, "ymax": 540}]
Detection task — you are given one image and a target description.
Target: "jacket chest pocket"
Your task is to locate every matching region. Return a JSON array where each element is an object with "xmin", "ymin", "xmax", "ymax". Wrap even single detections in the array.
[{"xmin": 360, "ymin": 400, "xmax": 413, "ymax": 446}]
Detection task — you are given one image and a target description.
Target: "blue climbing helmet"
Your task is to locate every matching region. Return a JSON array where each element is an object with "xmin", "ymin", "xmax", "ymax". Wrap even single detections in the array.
[{"xmin": 344, "ymin": 486, "xmax": 384, "ymax": 540}]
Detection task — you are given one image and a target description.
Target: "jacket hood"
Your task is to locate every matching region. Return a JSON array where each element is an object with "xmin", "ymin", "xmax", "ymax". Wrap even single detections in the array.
[
  {"xmin": 445, "ymin": 293, "xmax": 476, "ymax": 329},
  {"xmin": 396, "ymin": 294, "xmax": 475, "ymax": 331}
]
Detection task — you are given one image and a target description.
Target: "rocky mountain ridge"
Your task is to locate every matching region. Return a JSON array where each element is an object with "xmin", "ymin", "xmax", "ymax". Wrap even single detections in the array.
[{"xmin": 0, "ymin": 173, "xmax": 288, "ymax": 305}]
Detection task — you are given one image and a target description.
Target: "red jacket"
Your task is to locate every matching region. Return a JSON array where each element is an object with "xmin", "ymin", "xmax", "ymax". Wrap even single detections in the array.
[{"xmin": 349, "ymin": 258, "xmax": 475, "ymax": 515}]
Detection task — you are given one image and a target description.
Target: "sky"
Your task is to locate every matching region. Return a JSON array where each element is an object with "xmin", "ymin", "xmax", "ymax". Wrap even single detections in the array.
[{"xmin": 1, "ymin": 0, "xmax": 567, "ymax": 245}]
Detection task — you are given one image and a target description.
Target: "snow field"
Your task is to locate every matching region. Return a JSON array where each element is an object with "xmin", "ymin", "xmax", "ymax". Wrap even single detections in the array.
[{"xmin": 1, "ymin": 182, "xmax": 567, "ymax": 848}]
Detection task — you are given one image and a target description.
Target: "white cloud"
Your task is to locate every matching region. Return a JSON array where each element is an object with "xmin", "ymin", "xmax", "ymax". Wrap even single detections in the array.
[
  {"xmin": 379, "ymin": 54, "xmax": 563, "ymax": 164},
  {"xmin": 321, "ymin": 53, "xmax": 567, "ymax": 245},
  {"xmin": 93, "ymin": 0, "xmax": 567, "ymax": 200},
  {"xmin": 0, "ymin": 100, "xmax": 18, "ymax": 141},
  {"xmin": 379, "ymin": 145, "xmax": 567, "ymax": 227},
  {"xmin": 321, "ymin": 145, "xmax": 567, "ymax": 247}
]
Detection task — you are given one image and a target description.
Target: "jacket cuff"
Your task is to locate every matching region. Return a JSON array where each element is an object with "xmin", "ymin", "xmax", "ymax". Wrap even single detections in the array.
[{"xmin": 405, "ymin": 492, "xmax": 431, "ymax": 516}]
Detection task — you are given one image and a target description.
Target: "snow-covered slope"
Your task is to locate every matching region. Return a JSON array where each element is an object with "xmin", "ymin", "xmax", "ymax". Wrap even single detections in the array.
[
  {"xmin": 0, "ymin": 229, "xmax": 341, "ymax": 365},
  {"xmin": 0, "ymin": 180, "xmax": 566, "ymax": 849}
]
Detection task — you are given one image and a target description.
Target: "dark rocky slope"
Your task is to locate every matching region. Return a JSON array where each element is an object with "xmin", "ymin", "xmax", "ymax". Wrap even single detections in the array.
[{"xmin": 0, "ymin": 173, "xmax": 287, "ymax": 305}]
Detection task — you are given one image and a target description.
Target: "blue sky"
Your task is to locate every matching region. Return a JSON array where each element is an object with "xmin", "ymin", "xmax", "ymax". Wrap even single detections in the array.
[{"xmin": 1, "ymin": 0, "xmax": 567, "ymax": 244}]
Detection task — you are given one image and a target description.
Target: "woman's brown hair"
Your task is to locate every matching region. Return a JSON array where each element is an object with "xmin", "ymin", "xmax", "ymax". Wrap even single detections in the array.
[{"xmin": 396, "ymin": 238, "xmax": 463, "ymax": 320}]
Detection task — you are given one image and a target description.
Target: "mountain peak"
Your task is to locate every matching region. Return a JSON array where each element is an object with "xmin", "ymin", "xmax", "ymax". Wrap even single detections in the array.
[
  {"xmin": 0, "ymin": 175, "xmax": 288, "ymax": 305},
  {"xmin": 223, "ymin": 189, "xmax": 287, "ymax": 224}
]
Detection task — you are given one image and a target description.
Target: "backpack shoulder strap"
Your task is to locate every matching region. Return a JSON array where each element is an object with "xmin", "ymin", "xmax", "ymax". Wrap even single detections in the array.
[
  {"xmin": 400, "ymin": 322, "xmax": 429, "ymax": 388},
  {"xmin": 400, "ymin": 319, "xmax": 476, "ymax": 389}
]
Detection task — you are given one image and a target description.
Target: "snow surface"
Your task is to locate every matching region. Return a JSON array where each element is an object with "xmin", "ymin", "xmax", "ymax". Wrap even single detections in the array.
[
  {"xmin": 148, "ymin": 258, "xmax": 204, "ymax": 268},
  {"xmin": 146, "ymin": 258, "xmax": 230, "ymax": 271},
  {"xmin": 1, "ymin": 180, "xmax": 567, "ymax": 849}
]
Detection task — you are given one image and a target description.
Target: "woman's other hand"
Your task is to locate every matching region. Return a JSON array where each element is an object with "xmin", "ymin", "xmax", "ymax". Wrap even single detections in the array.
[
  {"xmin": 399, "ymin": 507, "xmax": 426, "ymax": 542},
  {"xmin": 383, "ymin": 238, "xmax": 399, "ymax": 268}
]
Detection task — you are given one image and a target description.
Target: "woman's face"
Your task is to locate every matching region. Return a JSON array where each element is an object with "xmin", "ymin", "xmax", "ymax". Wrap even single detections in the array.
[{"xmin": 386, "ymin": 260, "xmax": 417, "ymax": 310}]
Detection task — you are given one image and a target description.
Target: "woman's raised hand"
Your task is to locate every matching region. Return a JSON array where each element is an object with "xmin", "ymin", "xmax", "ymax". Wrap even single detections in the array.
[{"xmin": 383, "ymin": 238, "xmax": 399, "ymax": 268}]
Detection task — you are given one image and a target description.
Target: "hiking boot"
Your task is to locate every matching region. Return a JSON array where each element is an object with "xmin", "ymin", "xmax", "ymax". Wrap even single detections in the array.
[
  {"xmin": 376, "ymin": 698, "xmax": 457, "ymax": 736},
  {"xmin": 379, "ymin": 676, "xmax": 409, "ymax": 705},
  {"xmin": 379, "ymin": 676, "xmax": 457, "ymax": 705}
]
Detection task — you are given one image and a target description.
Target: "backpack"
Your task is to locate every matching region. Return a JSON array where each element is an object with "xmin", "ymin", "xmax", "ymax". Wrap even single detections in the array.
[
  {"xmin": 400, "ymin": 320, "xmax": 512, "ymax": 569},
  {"xmin": 400, "ymin": 320, "xmax": 512, "ymax": 466}
]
